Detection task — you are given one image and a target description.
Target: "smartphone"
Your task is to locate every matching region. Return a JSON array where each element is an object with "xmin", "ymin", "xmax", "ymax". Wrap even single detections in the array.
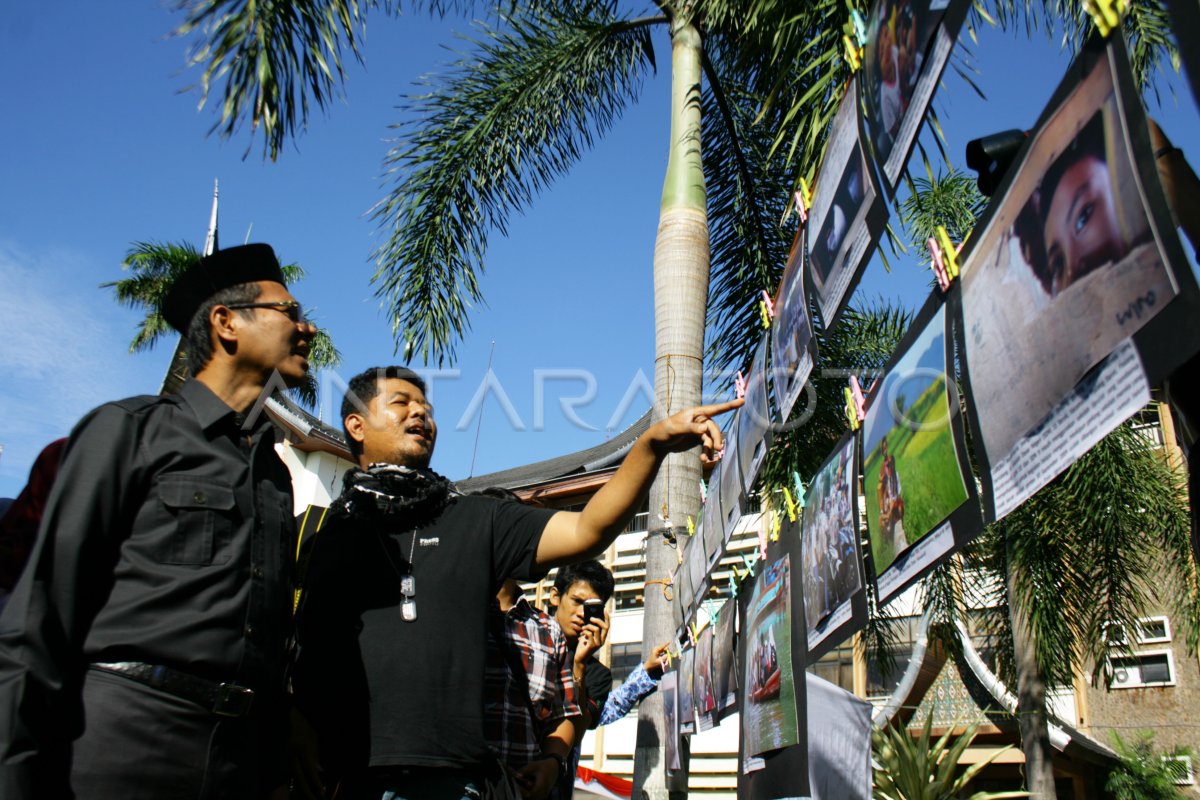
[{"xmin": 582, "ymin": 599, "xmax": 604, "ymax": 624}]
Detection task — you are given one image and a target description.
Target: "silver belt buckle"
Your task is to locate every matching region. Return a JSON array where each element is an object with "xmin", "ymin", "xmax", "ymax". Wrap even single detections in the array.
[{"xmin": 214, "ymin": 682, "xmax": 255, "ymax": 717}]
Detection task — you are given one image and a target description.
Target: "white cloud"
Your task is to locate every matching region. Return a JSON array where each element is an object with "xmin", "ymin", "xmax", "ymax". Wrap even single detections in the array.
[{"xmin": 0, "ymin": 240, "xmax": 170, "ymax": 496}]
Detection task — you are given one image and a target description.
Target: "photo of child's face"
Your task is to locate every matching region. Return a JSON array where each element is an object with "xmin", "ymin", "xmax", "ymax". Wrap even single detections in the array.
[{"xmin": 1042, "ymin": 154, "xmax": 1124, "ymax": 295}]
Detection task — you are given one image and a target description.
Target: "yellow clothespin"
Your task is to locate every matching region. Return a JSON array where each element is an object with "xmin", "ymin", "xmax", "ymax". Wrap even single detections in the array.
[
  {"xmin": 843, "ymin": 33, "xmax": 863, "ymax": 71},
  {"xmin": 782, "ymin": 486, "xmax": 798, "ymax": 523},
  {"xmin": 1085, "ymin": 0, "xmax": 1128, "ymax": 37},
  {"xmin": 843, "ymin": 386, "xmax": 861, "ymax": 431},
  {"xmin": 759, "ymin": 299, "xmax": 772, "ymax": 329},
  {"xmin": 687, "ymin": 515, "xmax": 695, "ymax": 537},
  {"xmin": 934, "ymin": 226, "xmax": 960, "ymax": 280},
  {"xmin": 769, "ymin": 509, "xmax": 782, "ymax": 542}
]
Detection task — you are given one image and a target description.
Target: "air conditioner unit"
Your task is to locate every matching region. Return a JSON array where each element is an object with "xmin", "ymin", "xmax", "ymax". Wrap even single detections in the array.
[{"xmin": 1110, "ymin": 667, "xmax": 1136, "ymax": 688}]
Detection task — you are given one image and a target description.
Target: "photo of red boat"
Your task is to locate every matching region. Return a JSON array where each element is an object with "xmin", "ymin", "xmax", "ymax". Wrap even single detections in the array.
[{"xmin": 741, "ymin": 555, "xmax": 799, "ymax": 757}]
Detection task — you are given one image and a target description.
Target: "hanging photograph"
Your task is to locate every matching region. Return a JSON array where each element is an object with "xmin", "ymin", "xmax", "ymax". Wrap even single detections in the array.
[
  {"xmin": 688, "ymin": 528, "xmax": 710, "ymax": 610},
  {"xmin": 662, "ymin": 670, "xmax": 681, "ymax": 772},
  {"xmin": 677, "ymin": 538, "xmax": 695, "ymax": 627},
  {"xmin": 863, "ymin": 298, "xmax": 981, "ymax": 602},
  {"xmin": 679, "ymin": 646, "xmax": 697, "ymax": 735},
  {"xmin": 800, "ymin": 436, "xmax": 865, "ymax": 657},
  {"xmin": 718, "ymin": 421, "xmax": 745, "ymax": 543},
  {"xmin": 957, "ymin": 38, "xmax": 1198, "ymax": 521},
  {"xmin": 695, "ymin": 624, "xmax": 718, "ymax": 728},
  {"xmin": 741, "ymin": 554, "xmax": 800, "ymax": 758},
  {"xmin": 772, "ymin": 227, "xmax": 817, "ymax": 421},
  {"xmin": 806, "ymin": 82, "xmax": 888, "ymax": 328},
  {"xmin": 858, "ymin": 0, "xmax": 970, "ymax": 192},
  {"xmin": 702, "ymin": 461, "xmax": 726, "ymax": 569},
  {"xmin": 713, "ymin": 599, "xmax": 739, "ymax": 715},
  {"xmin": 738, "ymin": 337, "xmax": 773, "ymax": 495}
]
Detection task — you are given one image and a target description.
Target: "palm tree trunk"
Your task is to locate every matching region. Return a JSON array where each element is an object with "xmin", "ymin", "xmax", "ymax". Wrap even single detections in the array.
[
  {"xmin": 1005, "ymin": 534, "xmax": 1058, "ymax": 799},
  {"xmin": 634, "ymin": 19, "xmax": 708, "ymax": 800}
]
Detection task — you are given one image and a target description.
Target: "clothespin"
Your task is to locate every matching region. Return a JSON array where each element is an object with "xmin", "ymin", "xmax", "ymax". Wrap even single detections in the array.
[
  {"xmin": 850, "ymin": 9, "xmax": 868, "ymax": 46},
  {"xmin": 796, "ymin": 178, "xmax": 813, "ymax": 224},
  {"xmin": 756, "ymin": 522, "xmax": 769, "ymax": 561},
  {"xmin": 735, "ymin": 371, "xmax": 748, "ymax": 400},
  {"xmin": 759, "ymin": 289, "xmax": 775, "ymax": 329},
  {"xmin": 782, "ymin": 486, "xmax": 798, "ymax": 523},
  {"xmin": 677, "ymin": 544, "xmax": 684, "ymax": 565},
  {"xmin": 729, "ymin": 570, "xmax": 741, "ymax": 598},
  {"xmin": 687, "ymin": 515, "xmax": 696, "ymax": 537},
  {"xmin": 769, "ymin": 510, "xmax": 782, "ymax": 542},
  {"xmin": 659, "ymin": 650, "xmax": 672, "ymax": 672},
  {"xmin": 928, "ymin": 236, "xmax": 951, "ymax": 291},
  {"xmin": 935, "ymin": 226, "xmax": 961, "ymax": 281},
  {"xmin": 843, "ymin": 377, "xmax": 866, "ymax": 431},
  {"xmin": 792, "ymin": 472, "xmax": 807, "ymax": 509},
  {"xmin": 1085, "ymin": 0, "xmax": 1128, "ymax": 36},
  {"xmin": 688, "ymin": 620, "xmax": 699, "ymax": 646},
  {"xmin": 843, "ymin": 33, "xmax": 863, "ymax": 70}
]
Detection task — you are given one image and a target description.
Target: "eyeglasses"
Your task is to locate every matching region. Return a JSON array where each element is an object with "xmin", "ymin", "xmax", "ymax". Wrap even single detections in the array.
[{"xmin": 225, "ymin": 300, "xmax": 306, "ymax": 324}]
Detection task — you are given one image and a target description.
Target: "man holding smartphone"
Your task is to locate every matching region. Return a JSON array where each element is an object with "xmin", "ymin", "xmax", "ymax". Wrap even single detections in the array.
[{"xmin": 546, "ymin": 561, "xmax": 614, "ymax": 800}]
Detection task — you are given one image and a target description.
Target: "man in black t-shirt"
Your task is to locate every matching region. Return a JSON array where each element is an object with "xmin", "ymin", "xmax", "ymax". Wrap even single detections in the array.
[{"xmin": 291, "ymin": 366, "xmax": 740, "ymax": 800}]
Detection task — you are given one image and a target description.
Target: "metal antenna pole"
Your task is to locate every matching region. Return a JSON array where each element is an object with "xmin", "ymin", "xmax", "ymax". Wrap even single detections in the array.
[{"xmin": 468, "ymin": 341, "xmax": 496, "ymax": 477}]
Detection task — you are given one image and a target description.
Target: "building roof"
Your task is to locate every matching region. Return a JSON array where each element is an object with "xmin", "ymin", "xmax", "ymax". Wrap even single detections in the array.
[{"xmin": 455, "ymin": 410, "xmax": 653, "ymax": 493}]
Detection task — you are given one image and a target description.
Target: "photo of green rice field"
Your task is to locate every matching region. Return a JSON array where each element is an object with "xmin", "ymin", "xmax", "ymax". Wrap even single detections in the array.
[{"xmin": 863, "ymin": 306, "xmax": 969, "ymax": 574}]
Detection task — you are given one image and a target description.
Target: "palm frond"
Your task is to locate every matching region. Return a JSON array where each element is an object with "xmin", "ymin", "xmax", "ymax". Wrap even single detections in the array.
[
  {"xmin": 173, "ymin": 0, "xmax": 378, "ymax": 160},
  {"xmin": 699, "ymin": 44, "xmax": 796, "ymax": 378},
  {"xmin": 371, "ymin": 2, "xmax": 658, "ymax": 365}
]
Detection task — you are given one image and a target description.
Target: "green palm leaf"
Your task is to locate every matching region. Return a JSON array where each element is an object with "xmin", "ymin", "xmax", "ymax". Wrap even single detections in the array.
[{"xmin": 370, "ymin": 1, "xmax": 659, "ymax": 365}]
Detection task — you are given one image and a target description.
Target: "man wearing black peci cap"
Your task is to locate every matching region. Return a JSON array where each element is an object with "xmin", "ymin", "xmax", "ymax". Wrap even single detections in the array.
[{"xmin": 0, "ymin": 243, "xmax": 317, "ymax": 799}]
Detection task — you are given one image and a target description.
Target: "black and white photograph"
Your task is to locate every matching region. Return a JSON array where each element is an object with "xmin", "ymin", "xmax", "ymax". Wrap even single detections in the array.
[
  {"xmin": 771, "ymin": 227, "xmax": 816, "ymax": 420},
  {"xmin": 738, "ymin": 337, "xmax": 773, "ymax": 494},
  {"xmin": 805, "ymin": 82, "xmax": 888, "ymax": 327}
]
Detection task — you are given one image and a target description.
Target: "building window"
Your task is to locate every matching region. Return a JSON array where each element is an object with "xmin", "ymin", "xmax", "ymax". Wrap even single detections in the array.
[
  {"xmin": 1135, "ymin": 616, "xmax": 1171, "ymax": 644},
  {"xmin": 1108, "ymin": 650, "xmax": 1175, "ymax": 688},
  {"xmin": 609, "ymin": 642, "xmax": 643, "ymax": 689},
  {"xmin": 1164, "ymin": 756, "xmax": 1195, "ymax": 786},
  {"xmin": 1105, "ymin": 616, "xmax": 1172, "ymax": 647}
]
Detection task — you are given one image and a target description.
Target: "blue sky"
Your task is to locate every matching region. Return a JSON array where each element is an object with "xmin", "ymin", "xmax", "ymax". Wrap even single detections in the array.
[{"xmin": 1, "ymin": 2, "xmax": 1196, "ymax": 497}]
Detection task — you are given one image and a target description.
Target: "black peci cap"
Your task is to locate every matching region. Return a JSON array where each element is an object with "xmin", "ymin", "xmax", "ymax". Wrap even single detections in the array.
[{"xmin": 162, "ymin": 243, "xmax": 287, "ymax": 333}]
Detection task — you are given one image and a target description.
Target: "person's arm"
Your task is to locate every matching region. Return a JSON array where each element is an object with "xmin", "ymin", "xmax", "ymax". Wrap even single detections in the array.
[
  {"xmin": 597, "ymin": 644, "xmax": 668, "ymax": 726},
  {"xmin": 535, "ymin": 400, "xmax": 741, "ymax": 569},
  {"xmin": 0, "ymin": 405, "xmax": 142, "ymax": 798}
]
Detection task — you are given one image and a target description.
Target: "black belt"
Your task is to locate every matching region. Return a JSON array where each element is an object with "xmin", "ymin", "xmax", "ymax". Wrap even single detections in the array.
[{"xmin": 90, "ymin": 661, "xmax": 255, "ymax": 718}]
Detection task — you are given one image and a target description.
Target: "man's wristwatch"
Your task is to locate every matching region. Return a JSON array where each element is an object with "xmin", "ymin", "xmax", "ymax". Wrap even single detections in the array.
[{"xmin": 543, "ymin": 752, "xmax": 568, "ymax": 778}]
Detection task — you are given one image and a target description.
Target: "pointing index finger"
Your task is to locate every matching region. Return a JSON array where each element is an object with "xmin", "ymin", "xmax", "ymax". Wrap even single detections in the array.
[{"xmin": 693, "ymin": 397, "xmax": 744, "ymax": 419}]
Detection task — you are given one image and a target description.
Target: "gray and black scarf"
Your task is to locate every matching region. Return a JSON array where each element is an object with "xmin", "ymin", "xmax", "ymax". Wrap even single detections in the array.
[{"xmin": 336, "ymin": 463, "xmax": 458, "ymax": 522}]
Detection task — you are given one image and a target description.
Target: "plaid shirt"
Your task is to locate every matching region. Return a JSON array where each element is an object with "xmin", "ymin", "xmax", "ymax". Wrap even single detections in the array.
[{"xmin": 484, "ymin": 597, "xmax": 580, "ymax": 764}]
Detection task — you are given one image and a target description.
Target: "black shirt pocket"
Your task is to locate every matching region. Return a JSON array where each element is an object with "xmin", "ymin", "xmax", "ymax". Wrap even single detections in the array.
[{"xmin": 156, "ymin": 475, "xmax": 237, "ymax": 565}]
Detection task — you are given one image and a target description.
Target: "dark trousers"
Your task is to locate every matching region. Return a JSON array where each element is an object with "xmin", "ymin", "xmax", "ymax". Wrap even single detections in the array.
[{"xmin": 70, "ymin": 668, "xmax": 281, "ymax": 800}]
